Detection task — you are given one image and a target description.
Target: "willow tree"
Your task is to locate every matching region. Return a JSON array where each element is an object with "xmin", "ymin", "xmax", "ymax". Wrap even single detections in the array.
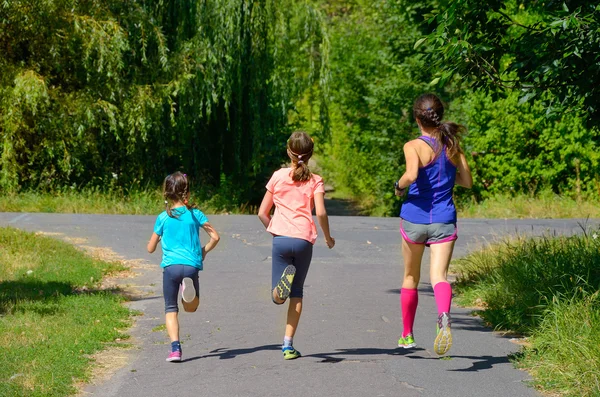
[{"xmin": 0, "ymin": 0, "xmax": 329, "ymax": 202}]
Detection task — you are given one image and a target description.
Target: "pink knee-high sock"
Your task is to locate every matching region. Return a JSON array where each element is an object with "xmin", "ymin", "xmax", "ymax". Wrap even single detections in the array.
[
  {"xmin": 400, "ymin": 288, "xmax": 418, "ymax": 338},
  {"xmin": 433, "ymin": 282, "xmax": 452, "ymax": 315}
]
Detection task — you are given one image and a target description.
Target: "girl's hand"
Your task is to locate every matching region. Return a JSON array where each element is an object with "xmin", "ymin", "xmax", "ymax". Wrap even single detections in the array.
[{"xmin": 325, "ymin": 236, "xmax": 335, "ymax": 249}]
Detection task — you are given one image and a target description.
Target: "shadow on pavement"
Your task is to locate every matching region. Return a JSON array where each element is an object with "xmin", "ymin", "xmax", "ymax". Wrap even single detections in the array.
[
  {"xmin": 305, "ymin": 347, "xmax": 426, "ymax": 363},
  {"xmin": 407, "ymin": 353, "xmax": 511, "ymax": 372},
  {"xmin": 183, "ymin": 344, "xmax": 282, "ymax": 361}
]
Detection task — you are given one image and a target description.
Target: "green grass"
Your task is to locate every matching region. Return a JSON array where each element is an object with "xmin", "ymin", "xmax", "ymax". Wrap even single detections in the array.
[
  {"xmin": 519, "ymin": 293, "xmax": 600, "ymax": 396},
  {"xmin": 0, "ymin": 188, "xmax": 255, "ymax": 215},
  {"xmin": 457, "ymin": 191, "xmax": 600, "ymax": 218},
  {"xmin": 452, "ymin": 231, "xmax": 600, "ymax": 396},
  {"xmin": 0, "ymin": 227, "xmax": 132, "ymax": 397},
  {"xmin": 2, "ymin": 187, "xmax": 600, "ymax": 218}
]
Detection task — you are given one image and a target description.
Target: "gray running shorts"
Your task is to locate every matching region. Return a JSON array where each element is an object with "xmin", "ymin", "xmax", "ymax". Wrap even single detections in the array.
[{"xmin": 400, "ymin": 218, "xmax": 457, "ymax": 245}]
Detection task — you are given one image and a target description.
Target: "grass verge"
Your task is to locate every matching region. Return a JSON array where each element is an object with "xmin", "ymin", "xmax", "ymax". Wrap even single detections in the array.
[
  {"xmin": 0, "ymin": 227, "xmax": 132, "ymax": 397},
  {"xmin": 456, "ymin": 192, "xmax": 600, "ymax": 218},
  {"xmin": 452, "ymin": 231, "xmax": 600, "ymax": 396},
  {"xmin": 0, "ymin": 188, "xmax": 255, "ymax": 215},
  {"xmin": 2, "ymin": 188, "xmax": 600, "ymax": 218}
]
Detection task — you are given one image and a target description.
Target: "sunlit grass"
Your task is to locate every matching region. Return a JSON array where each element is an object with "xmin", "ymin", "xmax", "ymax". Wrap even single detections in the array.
[
  {"xmin": 0, "ymin": 188, "xmax": 254, "ymax": 215},
  {"xmin": 452, "ymin": 231, "xmax": 600, "ymax": 396},
  {"xmin": 0, "ymin": 227, "xmax": 132, "ymax": 397},
  {"xmin": 457, "ymin": 192, "xmax": 600, "ymax": 219}
]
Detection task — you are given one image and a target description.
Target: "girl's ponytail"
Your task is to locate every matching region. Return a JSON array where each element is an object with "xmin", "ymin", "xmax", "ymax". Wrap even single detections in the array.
[
  {"xmin": 292, "ymin": 157, "xmax": 312, "ymax": 182},
  {"xmin": 287, "ymin": 131, "xmax": 314, "ymax": 182},
  {"xmin": 438, "ymin": 121, "xmax": 466, "ymax": 159}
]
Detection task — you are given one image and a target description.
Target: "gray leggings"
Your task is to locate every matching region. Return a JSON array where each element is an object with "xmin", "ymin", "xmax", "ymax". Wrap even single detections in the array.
[{"xmin": 271, "ymin": 236, "xmax": 313, "ymax": 299}]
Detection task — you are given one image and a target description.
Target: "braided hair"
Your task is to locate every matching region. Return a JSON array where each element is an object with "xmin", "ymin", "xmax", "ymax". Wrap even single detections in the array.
[
  {"xmin": 163, "ymin": 171, "xmax": 197, "ymax": 218},
  {"xmin": 413, "ymin": 93, "xmax": 465, "ymax": 159},
  {"xmin": 287, "ymin": 131, "xmax": 314, "ymax": 182}
]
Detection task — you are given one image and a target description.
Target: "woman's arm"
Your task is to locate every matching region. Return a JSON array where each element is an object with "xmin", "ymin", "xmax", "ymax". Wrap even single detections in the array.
[
  {"xmin": 201, "ymin": 222, "xmax": 220, "ymax": 258},
  {"xmin": 454, "ymin": 153, "xmax": 473, "ymax": 188},
  {"xmin": 257, "ymin": 191, "xmax": 274, "ymax": 229},
  {"xmin": 396, "ymin": 142, "xmax": 420, "ymax": 193},
  {"xmin": 147, "ymin": 233, "xmax": 160, "ymax": 253},
  {"xmin": 314, "ymin": 192, "xmax": 335, "ymax": 249}
]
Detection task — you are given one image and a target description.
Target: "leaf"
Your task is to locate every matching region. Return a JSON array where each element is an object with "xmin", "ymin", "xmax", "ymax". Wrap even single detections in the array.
[
  {"xmin": 413, "ymin": 38, "xmax": 427, "ymax": 50},
  {"xmin": 562, "ymin": 2, "xmax": 569, "ymax": 12},
  {"xmin": 518, "ymin": 92, "xmax": 536, "ymax": 105},
  {"xmin": 429, "ymin": 77, "xmax": 441, "ymax": 86}
]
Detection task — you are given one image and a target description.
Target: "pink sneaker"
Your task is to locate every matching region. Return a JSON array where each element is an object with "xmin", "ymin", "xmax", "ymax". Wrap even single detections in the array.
[{"xmin": 166, "ymin": 350, "xmax": 182, "ymax": 362}]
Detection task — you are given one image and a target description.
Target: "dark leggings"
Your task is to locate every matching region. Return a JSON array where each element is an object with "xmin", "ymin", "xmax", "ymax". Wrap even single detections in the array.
[
  {"xmin": 163, "ymin": 264, "xmax": 199, "ymax": 313},
  {"xmin": 271, "ymin": 236, "xmax": 313, "ymax": 300}
]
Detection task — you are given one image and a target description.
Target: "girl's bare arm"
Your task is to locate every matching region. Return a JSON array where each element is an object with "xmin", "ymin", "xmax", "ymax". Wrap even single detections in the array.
[
  {"xmin": 314, "ymin": 192, "xmax": 335, "ymax": 248},
  {"xmin": 257, "ymin": 191, "xmax": 274, "ymax": 229},
  {"xmin": 147, "ymin": 232, "xmax": 160, "ymax": 253},
  {"xmin": 201, "ymin": 222, "xmax": 220, "ymax": 258}
]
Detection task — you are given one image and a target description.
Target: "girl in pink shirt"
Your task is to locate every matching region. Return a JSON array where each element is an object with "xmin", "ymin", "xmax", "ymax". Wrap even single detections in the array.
[{"xmin": 258, "ymin": 131, "xmax": 335, "ymax": 360}]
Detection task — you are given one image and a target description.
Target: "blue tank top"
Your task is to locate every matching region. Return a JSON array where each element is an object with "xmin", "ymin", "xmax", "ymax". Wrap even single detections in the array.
[{"xmin": 400, "ymin": 136, "xmax": 457, "ymax": 224}]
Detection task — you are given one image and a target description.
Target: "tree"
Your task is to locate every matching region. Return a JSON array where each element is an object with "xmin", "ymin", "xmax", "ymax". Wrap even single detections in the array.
[
  {"xmin": 0, "ymin": 0, "xmax": 329, "ymax": 204},
  {"xmin": 422, "ymin": 1, "xmax": 600, "ymax": 125}
]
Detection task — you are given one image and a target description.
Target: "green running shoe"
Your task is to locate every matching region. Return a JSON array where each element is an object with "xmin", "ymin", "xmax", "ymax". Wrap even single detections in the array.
[
  {"xmin": 434, "ymin": 312, "xmax": 453, "ymax": 355},
  {"xmin": 283, "ymin": 346, "xmax": 301, "ymax": 360},
  {"xmin": 398, "ymin": 334, "xmax": 416, "ymax": 348},
  {"xmin": 274, "ymin": 265, "xmax": 296, "ymax": 302}
]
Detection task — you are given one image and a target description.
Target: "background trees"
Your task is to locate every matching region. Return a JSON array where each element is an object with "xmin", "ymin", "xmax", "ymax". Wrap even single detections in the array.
[
  {"xmin": 1, "ymin": 0, "xmax": 599, "ymax": 213},
  {"xmin": 0, "ymin": 0, "xmax": 328, "ymax": 203}
]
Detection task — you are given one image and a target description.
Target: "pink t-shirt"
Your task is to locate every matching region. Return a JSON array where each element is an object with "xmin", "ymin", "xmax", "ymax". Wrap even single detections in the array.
[{"xmin": 266, "ymin": 168, "xmax": 325, "ymax": 244}]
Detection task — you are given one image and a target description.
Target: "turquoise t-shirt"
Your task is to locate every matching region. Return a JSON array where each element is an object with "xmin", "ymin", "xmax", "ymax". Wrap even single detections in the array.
[{"xmin": 153, "ymin": 207, "xmax": 208, "ymax": 270}]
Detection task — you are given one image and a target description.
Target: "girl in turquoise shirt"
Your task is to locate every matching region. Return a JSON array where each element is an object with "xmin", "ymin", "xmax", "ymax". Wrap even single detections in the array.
[{"xmin": 147, "ymin": 172, "xmax": 220, "ymax": 362}]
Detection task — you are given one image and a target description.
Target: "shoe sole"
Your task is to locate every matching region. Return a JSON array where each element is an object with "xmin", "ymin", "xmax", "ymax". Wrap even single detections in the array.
[
  {"xmin": 275, "ymin": 265, "xmax": 296, "ymax": 302},
  {"xmin": 166, "ymin": 356, "xmax": 182, "ymax": 362},
  {"xmin": 434, "ymin": 314, "xmax": 453, "ymax": 355},
  {"xmin": 181, "ymin": 277, "xmax": 196, "ymax": 303}
]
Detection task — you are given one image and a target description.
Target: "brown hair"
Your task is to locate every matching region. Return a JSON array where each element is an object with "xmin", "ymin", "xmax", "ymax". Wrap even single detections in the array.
[
  {"xmin": 287, "ymin": 131, "xmax": 314, "ymax": 182},
  {"xmin": 163, "ymin": 171, "xmax": 197, "ymax": 218},
  {"xmin": 413, "ymin": 93, "xmax": 465, "ymax": 159}
]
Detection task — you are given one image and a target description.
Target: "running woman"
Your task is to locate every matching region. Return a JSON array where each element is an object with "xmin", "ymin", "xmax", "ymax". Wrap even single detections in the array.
[
  {"xmin": 147, "ymin": 171, "xmax": 220, "ymax": 362},
  {"xmin": 258, "ymin": 131, "xmax": 335, "ymax": 360},
  {"xmin": 395, "ymin": 94, "xmax": 472, "ymax": 355}
]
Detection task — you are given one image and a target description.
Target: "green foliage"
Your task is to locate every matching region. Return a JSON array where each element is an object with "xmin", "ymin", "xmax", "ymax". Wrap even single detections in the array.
[
  {"xmin": 311, "ymin": 0, "xmax": 600, "ymax": 213},
  {"xmin": 457, "ymin": 190, "xmax": 600, "ymax": 219},
  {"xmin": 0, "ymin": 1, "xmax": 329, "ymax": 205},
  {"xmin": 453, "ymin": 231, "xmax": 600, "ymax": 332},
  {"xmin": 307, "ymin": 0, "xmax": 434, "ymax": 215},
  {"xmin": 424, "ymin": 0, "xmax": 600, "ymax": 125},
  {"xmin": 520, "ymin": 293, "xmax": 600, "ymax": 397},
  {"xmin": 454, "ymin": 91, "xmax": 600, "ymax": 199},
  {"xmin": 453, "ymin": 230, "xmax": 600, "ymax": 396},
  {"xmin": 0, "ymin": 227, "xmax": 131, "ymax": 396}
]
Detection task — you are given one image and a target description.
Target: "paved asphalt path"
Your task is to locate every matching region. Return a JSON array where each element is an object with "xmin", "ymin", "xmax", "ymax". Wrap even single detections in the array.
[{"xmin": 1, "ymin": 213, "xmax": 597, "ymax": 397}]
